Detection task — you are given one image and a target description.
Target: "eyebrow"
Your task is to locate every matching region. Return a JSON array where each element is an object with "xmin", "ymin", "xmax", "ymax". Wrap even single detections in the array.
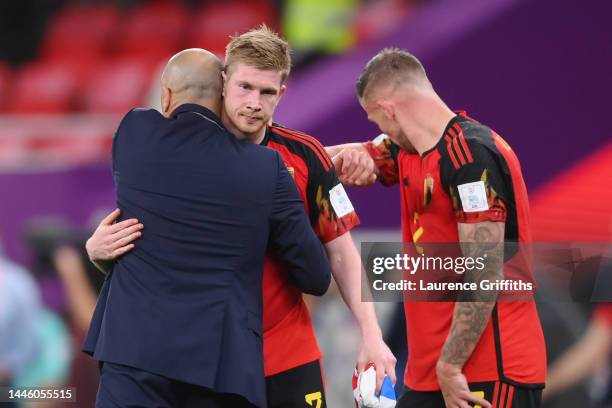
[{"xmin": 237, "ymin": 81, "xmax": 278, "ymax": 95}]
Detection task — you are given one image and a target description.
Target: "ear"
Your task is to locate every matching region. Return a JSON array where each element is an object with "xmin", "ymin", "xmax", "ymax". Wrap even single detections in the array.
[
  {"xmin": 378, "ymin": 100, "xmax": 395, "ymax": 120},
  {"xmin": 279, "ymin": 84, "xmax": 287, "ymax": 99},
  {"xmin": 221, "ymin": 71, "xmax": 228, "ymax": 97},
  {"xmin": 161, "ymin": 86, "xmax": 172, "ymax": 117}
]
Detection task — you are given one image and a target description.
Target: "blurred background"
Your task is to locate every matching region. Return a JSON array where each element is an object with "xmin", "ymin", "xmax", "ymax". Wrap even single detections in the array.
[{"xmin": 0, "ymin": 0, "xmax": 610, "ymax": 406}]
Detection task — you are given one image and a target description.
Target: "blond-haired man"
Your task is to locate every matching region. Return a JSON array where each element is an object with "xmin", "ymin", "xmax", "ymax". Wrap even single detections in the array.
[{"xmin": 87, "ymin": 27, "xmax": 396, "ymax": 408}]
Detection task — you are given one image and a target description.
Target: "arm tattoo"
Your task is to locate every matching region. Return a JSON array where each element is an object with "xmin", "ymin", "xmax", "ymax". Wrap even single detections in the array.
[{"xmin": 439, "ymin": 221, "xmax": 505, "ymax": 366}]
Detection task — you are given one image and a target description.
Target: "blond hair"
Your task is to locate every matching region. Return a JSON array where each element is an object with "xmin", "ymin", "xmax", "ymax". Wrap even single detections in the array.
[{"xmin": 225, "ymin": 25, "xmax": 292, "ymax": 83}]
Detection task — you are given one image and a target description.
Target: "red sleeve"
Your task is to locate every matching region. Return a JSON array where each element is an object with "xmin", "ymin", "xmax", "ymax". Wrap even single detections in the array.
[
  {"xmin": 362, "ymin": 134, "xmax": 400, "ymax": 186},
  {"xmin": 306, "ymin": 141, "xmax": 360, "ymax": 243},
  {"xmin": 442, "ymin": 140, "xmax": 508, "ymax": 224}
]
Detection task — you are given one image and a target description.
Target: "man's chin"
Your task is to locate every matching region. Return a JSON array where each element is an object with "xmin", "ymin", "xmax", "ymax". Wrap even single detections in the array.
[{"xmin": 238, "ymin": 123, "xmax": 265, "ymax": 135}]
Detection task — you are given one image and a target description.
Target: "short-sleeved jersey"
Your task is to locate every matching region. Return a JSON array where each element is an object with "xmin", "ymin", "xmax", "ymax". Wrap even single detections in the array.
[
  {"xmin": 262, "ymin": 124, "xmax": 360, "ymax": 376},
  {"xmin": 364, "ymin": 112, "xmax": 546, "ymax": 390}
]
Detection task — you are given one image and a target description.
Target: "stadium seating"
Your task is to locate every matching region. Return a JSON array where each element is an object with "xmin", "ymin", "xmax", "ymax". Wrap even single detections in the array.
[
  {"xmin": 41, "ymin": 4, "xmax": 119, "ymax": 64},
  {"xmin": 9, "ymin": 61, "xmax": 80, "ymax": 113},
  {"xmin": 189, "ymin": 1, "xmax": 277, "ymax": 56},
  {"xmin": 113, "ymin": 2, "xmax": 188, "ymax": 62},
  {"xmin": 81, "ymin": 59, "xmax": 153, "ymax": 113},
  {"xmin": 0, "ymin": 63, "xmax": 11, "ymax": 111}
]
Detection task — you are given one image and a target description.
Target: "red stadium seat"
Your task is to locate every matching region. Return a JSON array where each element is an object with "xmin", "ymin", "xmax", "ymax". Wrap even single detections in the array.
[
  {"xmin": 188, "ymin": 0, "xmax": 277, "ymax": 56},
  {"xmin": 42, "ymin": 4, "xmax": 119, "ymax": 63},
  {"xmin": 114, "ymin": 2, "xmax": 188, "ymax": 62},
  {"xmin": 82, "ymin": 60, "xmax": 152, "ymax": 113},
  {"xmin": 9, "ymin": 61, "xmax": 79, "ymax": 113},
  {"xmin": 0, "ymin": 63, "xmax": 12, "ymax": 112}
]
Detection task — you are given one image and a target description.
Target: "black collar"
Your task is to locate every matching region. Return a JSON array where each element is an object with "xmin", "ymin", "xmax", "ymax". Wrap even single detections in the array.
[
  {"xmin": 170, "ymin": 104, "xmax": 224, "ymax": 128},
  {"xmin": 421, "ymin": 112, "xmax": 466, "ymax": 158}
]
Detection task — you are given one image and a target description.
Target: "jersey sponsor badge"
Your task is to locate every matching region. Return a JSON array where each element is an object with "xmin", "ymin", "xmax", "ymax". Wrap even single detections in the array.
[
  {"xmin": 329, "ymin": 184, "xmax": 354, "ymax": 218},
  {"xmin": 457, "ymin": 180, "xmax": 489, "ymax": 212}
]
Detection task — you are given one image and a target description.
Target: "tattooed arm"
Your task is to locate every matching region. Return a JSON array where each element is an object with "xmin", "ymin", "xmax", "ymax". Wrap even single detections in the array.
[{"xmin": 435, "ymin": 221, "xmax": 505, "ymax": 408}]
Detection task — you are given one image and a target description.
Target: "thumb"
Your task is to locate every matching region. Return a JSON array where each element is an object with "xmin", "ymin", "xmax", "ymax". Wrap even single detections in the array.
[
  {"xmin": 332, "ymin": 153, "xmax": 344, "ymax": 171},
  {"xmin": 100, "ymin": 208, "xmax": 121, "ymax": 226}
]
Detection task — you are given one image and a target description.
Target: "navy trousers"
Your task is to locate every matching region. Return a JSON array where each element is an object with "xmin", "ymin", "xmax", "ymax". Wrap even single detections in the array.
[{"xmin": 96, "ymin": 362, "xmax": 256, "ymax": 408}]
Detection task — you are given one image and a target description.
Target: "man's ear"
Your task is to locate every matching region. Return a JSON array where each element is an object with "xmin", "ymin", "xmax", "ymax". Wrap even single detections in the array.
[
  {"xmin": 161, "ymin": 86, "xmax": 172, "ymax": 117},
  {"xmin": 279, "ymin": 84, "xmax": 287, "ymax": 99},
  {"xmin": 378, "ymin": 100, "xmax": 395, "ymax": 120},
  {"xmin": 221, "ymin": 71, "xmax": 228, "ymax": 97}
]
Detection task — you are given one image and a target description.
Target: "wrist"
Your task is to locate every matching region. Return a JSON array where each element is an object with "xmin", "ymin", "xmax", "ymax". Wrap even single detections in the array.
[
  {"xmin": 359, "ymin": 321, "xmax": 383, "ymax": 340},
  {"xmin": 436, "ymin": 359, "xmax": 463, "ymax": 377},
  {"xmin": 85, "ymin": 239, "xmax": 96, "ymax": 262}
]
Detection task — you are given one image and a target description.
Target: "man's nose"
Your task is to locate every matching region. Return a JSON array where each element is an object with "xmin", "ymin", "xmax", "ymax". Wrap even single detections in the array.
[{"xmin": 246, "ymin": 92, "xmax": 262, "ymax": 111}]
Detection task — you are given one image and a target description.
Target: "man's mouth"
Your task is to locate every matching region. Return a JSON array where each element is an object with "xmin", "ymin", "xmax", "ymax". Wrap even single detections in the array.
[{"xmin": 240, "ymin": 113, "xmax": 263, "ymax": 123}]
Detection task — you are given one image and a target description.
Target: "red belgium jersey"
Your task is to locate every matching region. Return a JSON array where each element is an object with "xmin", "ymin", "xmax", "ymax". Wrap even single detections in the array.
[
  {"xmin": 364, "ymin": 112, "xmax": 546, "ymax": 390},
  {"xmin": 262, "ymin": 124, "xmax": 360, "ymax": 376}
]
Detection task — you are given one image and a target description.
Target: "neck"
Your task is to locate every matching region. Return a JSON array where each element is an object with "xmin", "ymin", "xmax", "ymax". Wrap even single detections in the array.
[
  {"xmin": 400, "ymin": 97, "xmax": 456, "ymax": 155},
  {"xmin": 221, "ymin": 110, "xmax": 267, "ymax": 144}
]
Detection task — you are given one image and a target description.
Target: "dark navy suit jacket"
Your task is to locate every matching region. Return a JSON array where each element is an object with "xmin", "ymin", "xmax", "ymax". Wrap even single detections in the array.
[{"xmin": 83, "ymin": 104, "xmax": 331, "ymax": 407}]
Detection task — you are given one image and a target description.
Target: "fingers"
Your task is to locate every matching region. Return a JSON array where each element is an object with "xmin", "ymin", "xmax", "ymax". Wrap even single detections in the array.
[
  {"xmin": 374, "ymin": 364, "xmax": 384, "ymax": 394},
  {"xmin": 110, "ymin": 231, "xmax": 142, "ymax": 251},
  {"xmin": 111, "ymin": 244, "xmax": 135, "ymax": 258},
  {"xmin": 100, "ymin": 208, "xmax": 121, "ymax": 226},
  {"xmin": 110, "ymin": 222, "xmax": 144, "ymax": 241},
  {"xmin": 334, "ymin": 149, "xmax": 376, "ymax": 187},
  {"xmin": 356, "ymin": 359, "xmax": 366, "ymax": 373},
  {"xmin": 332, "ymin": 152, "xmax": 343, "ymax": 170},
  {"xmin": 464, "ymin": 392, "xmax": 491, "ymax": 408},
  {"xmin": 108, "ymin": 218, "xmax": 141, "ymax": 234},
  {"xmin": 384, "ymin": 360, "xmax": 397, "ymax": 385}
]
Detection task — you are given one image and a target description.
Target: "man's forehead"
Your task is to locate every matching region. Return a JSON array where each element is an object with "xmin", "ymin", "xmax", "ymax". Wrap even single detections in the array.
[{"xmin": 227, "ymin": 62, "xmax": 283, "ymax": 85}]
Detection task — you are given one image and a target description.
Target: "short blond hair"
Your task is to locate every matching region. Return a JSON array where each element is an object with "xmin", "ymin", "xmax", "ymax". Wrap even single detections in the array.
[{"xmin": 225, "ymin": 25, "xmax": 292, "ymax": 83}]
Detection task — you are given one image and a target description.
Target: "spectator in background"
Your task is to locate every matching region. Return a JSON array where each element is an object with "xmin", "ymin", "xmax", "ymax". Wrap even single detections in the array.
[
  {"xmin": 0, "ymin": 251, "xmax": 42, "ymax": 407},
  {"xmin": 19, "ymin": 220, "xmax": 102, "ymax": 407},
  {"xmin": 52, "ymin": 244, "xmax": 101, "ymax": 408},
  {"xmin": 282, "ymin": 0, "xmax": 357, "ymax": 65},
  {"xmin": 545, "ymin": 303, "xmax": 612, "ymax": 407}
]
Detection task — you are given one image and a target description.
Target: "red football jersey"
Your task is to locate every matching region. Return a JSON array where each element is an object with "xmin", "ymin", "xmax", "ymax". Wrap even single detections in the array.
[
  {"xmin": 262, "ymin": 124, "xmax": 360, "ymax": 376},
  {"xmin": 365, "ymin": 112, "xmax": 546, "ymax": 390}
]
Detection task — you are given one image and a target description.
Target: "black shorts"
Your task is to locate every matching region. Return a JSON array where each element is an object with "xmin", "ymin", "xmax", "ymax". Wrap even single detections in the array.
[
  {"xmin": 397, "ymin": 381, "xmax": 542, "ymax": 408},
  {"xmin": 266, "ymin": 360, "xmax": 326, "ymax": 408}
]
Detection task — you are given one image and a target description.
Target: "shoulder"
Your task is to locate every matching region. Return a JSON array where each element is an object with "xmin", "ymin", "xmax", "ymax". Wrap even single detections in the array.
[
  {"xmin": 238, "ymin": 137, "xmax": 282, "ymax": 168},
  {"xmin": 122, "ymin": 107, "xmax": 163, "ymax": 123},
  {"xmin": 116, "ymin": 108, "xmax": 164, "ymax": 134},
  {"xmin": 438, "ymin": 117, "xmax": 500, "ymax": 172},
  {"xmin": 269, "ymin": 124, "xmax": 333, "ymax": 171}
]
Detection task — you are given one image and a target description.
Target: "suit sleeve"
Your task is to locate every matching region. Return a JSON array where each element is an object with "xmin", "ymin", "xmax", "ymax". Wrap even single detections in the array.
[
  {"xmin": 269, "ymin": 152, "xmax": 332, "ymax": 296},
  {"xmin": 362, "ymin": 134, "xmax": 400, "ymax": 186}
]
